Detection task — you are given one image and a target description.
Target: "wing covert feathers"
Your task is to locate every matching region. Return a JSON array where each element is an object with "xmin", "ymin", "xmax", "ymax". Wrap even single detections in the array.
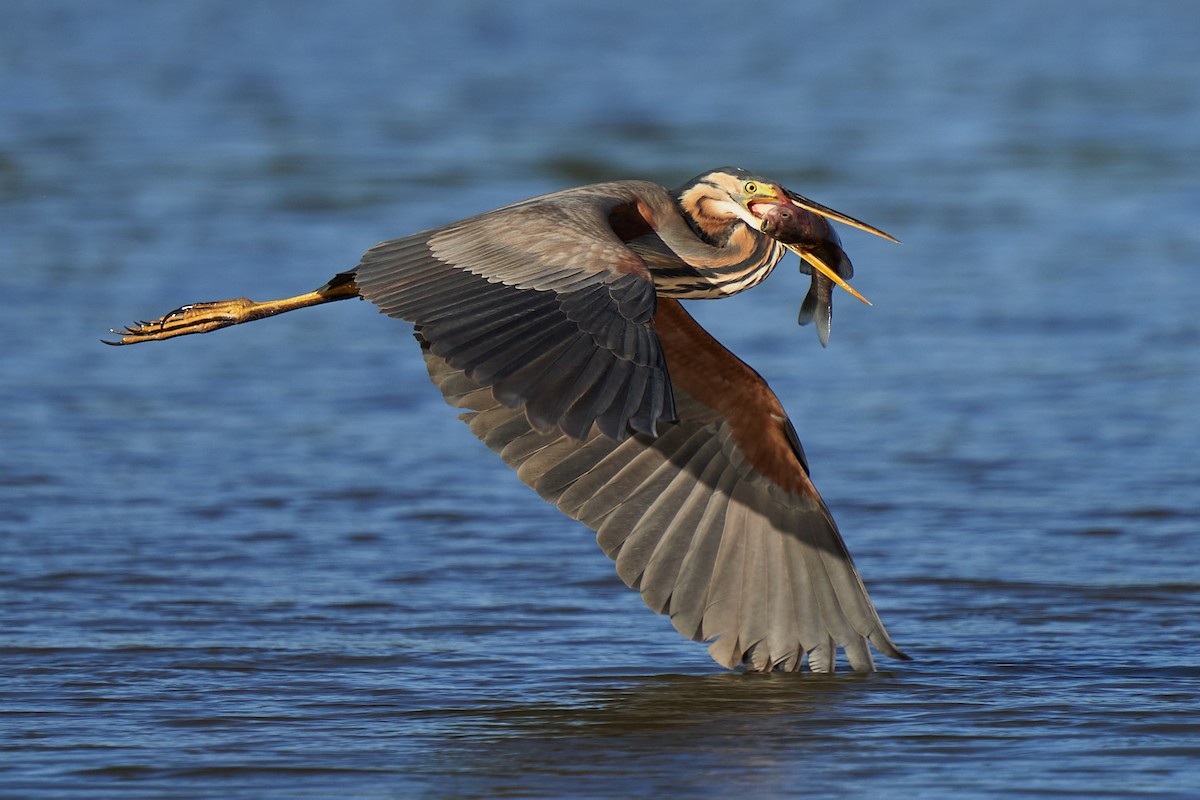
[
  {"xmin": 350, "ymin": 187, "xmax": 674, "ymax": 441},
  {"xmin": 421, "ymin": 298, "xmax": 905, "ymax": 672}
]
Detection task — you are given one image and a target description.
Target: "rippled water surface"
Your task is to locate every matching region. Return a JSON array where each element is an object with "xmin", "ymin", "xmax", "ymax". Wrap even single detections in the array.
[{"xmin": 3, "ymin": 1, "xmax": 1199, "ymax": 798}]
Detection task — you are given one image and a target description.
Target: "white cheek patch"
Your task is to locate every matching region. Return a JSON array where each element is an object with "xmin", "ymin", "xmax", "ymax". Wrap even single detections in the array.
[{"xmin": 707, "ymin": 198, "xmax": 761, "ymax": 228}]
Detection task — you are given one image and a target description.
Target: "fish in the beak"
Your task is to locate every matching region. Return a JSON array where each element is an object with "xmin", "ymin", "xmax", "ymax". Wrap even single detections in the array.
[{"xmin": 760, "ymin": 202, "xmax": 860, "ymax": 347}]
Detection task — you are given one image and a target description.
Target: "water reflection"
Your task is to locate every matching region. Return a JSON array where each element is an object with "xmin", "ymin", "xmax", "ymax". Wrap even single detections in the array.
[
  {"xmin": 410, "ymin": 656, "xmax": 1200, "ymax": 796},
  {"xmin": 484, "ymin": 672, "xmax": 866, "ymax": 735},
  {"xmin": 420, "ymin": 672, "xmax": 877, "ymax": 794}
]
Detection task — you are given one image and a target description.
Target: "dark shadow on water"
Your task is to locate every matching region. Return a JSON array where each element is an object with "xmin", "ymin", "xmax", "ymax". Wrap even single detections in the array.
[
  {"xmin": 406, "ymin": 671, "xmax": 899, "ymax": 795},
  {"xmin": 400, "ymin": 659, "xmax": 1200, "ymax": 796},
  {"xmin": 472, "ymin": 671, "xmax": 876, "ymax": 739}
]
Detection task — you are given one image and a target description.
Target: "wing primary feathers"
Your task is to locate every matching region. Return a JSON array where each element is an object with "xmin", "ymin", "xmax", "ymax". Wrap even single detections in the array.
[
  {"xmin": 761, "ymin": 501, "xmax": 804, "ymax": 671},
  {"xmin": 637, "ymin": 437, "xmax": 727, "ymax": 614},
  {"xmin": 579, "ymin": 441, "xmax": 694, "ymax": 542},
  {"xmin": 667, "ymin": 462, "xmax": 738, "ymax": 645},
  {"xmin": 602, "ymin": 430, "xmax": 714, "ymax": 585}
]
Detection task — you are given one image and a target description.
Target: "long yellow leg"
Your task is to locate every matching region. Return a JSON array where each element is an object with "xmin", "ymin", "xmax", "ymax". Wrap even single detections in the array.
[{"xmin": 104, "ymin": 274, "xmax": 360, "ymax": 345}]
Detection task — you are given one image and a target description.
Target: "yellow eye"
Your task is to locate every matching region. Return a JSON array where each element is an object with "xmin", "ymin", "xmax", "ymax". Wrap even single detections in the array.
[{"xmin": 743, "ymin": 181, "xmax": 759, "ymax": 194}]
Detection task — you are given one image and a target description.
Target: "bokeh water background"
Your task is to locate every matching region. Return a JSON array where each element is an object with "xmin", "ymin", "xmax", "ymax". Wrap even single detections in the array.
[{"xmin": 2, "ymin": 1, "xmax": 1199, "ymax": 797}]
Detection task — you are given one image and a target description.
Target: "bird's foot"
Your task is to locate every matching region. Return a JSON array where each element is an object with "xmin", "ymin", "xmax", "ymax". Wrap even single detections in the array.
[{"xmin": 103, "ymin": 298, "xmax": 256, "ymax": 345}]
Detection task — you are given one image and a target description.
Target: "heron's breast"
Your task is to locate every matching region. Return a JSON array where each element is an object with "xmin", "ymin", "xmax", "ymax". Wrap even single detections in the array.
[{"xmin": 648, "ymin": 241, "xmax": 787, "ymax": 299}]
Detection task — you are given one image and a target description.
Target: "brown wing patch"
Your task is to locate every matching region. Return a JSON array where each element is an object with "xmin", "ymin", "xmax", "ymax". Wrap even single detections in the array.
[{"xmin": 652, "ymin": 299, "xmax": 820, "ymax": 500}]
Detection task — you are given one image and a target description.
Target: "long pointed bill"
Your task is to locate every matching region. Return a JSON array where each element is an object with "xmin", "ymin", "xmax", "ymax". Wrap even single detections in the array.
[
  {"xmin": 789, "ymin": 244, "xmax": 873, "ymax": 306},
  {"xmin": 783, "ymin": 189, "xmax": 901, "ymax": 244}
]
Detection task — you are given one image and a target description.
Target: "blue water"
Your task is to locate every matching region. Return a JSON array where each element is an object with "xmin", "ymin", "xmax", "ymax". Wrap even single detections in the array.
[{"xmin": 3, "ymin": 1, "xmax": 1199, "ymax": 797}]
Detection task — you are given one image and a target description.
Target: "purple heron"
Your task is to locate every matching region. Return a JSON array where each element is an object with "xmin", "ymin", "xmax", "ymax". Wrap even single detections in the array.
[{"xmin": 108, "ymin": 167, "xmax": 906, "ymax": 672}]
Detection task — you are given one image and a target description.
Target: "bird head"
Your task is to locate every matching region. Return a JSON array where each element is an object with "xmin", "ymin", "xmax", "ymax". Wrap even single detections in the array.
[{"xmin": 678, "ymin": 167, "xmax": 898, "ymax": 305}]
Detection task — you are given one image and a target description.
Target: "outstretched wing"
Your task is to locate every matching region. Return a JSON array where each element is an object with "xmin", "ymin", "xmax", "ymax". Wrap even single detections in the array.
[
  {"xmin": 350, "ymin": 181, "xmax": 678, "ymax": 441},
  {"xmin": 421, "ymin": 297, "xmax": 906, "ymax": 672}
]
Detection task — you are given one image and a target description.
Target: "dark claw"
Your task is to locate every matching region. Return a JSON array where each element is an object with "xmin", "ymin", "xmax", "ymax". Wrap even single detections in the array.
[{"xmin": 101, "ymin": 331, "xmax": 132, "ymax": 346}]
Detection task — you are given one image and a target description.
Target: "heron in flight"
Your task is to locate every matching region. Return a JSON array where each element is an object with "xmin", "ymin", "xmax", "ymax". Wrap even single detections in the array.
[{"xmin": 108, "ymin": 167, "xmax": 906, "ymax": 672}]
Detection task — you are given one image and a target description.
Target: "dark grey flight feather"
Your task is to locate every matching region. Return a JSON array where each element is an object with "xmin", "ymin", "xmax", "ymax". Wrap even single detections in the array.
[{"xmin": 350, "ymin": 194, "xmax": 674, "ymax": 441}]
